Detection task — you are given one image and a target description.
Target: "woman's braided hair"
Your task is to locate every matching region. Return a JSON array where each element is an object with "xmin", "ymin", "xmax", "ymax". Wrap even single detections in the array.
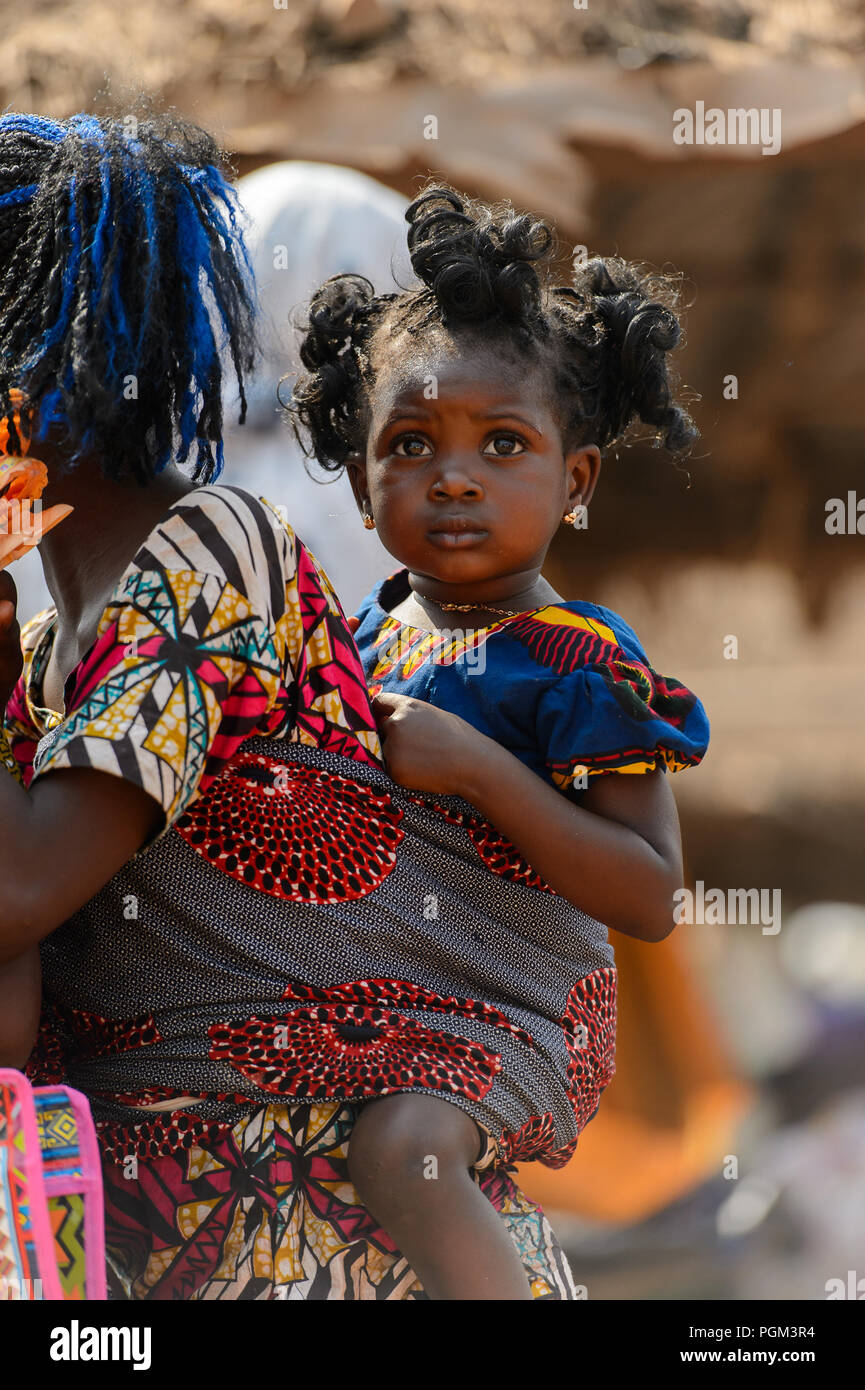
[
  {"xmin": 288, "ymin": 182, "xmax": 698, "ymax": 471},
  {"xmin": 0, "ymin": 110, "xmax": 258, "ymax": 484}
]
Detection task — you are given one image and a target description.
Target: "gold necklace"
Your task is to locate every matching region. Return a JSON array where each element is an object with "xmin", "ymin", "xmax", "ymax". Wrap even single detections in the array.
[{"xmin": 433, "ymin": 599, "xmax": 530, "ymax": 617}]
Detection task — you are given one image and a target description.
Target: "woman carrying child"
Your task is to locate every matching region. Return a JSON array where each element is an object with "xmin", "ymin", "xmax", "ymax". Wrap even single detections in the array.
[{"xmin": 0, "ymin": 113, "xmax": 707, "ymax": 1300}]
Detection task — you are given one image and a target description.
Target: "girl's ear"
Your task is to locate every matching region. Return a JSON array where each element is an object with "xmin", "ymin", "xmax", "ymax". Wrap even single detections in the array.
[
  {"xmin": 565, "ymin": 444, "xmax": 601, "ymax": 510},
  {"xmin": 344, "ymin": 452, "xmax": 370, "ymax": 513}
]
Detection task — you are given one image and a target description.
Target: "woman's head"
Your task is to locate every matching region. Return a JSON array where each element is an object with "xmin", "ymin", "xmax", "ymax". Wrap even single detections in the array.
[
  {"xmin": 289, "ymin": 182, "xmax": 698, "ymax": 589},
  {"xmin": 0, "ymin": 110, "xmax": 258, "ymax": 486}
]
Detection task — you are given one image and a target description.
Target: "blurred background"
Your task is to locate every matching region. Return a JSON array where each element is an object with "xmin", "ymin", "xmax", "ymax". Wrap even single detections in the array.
[{"xmin": 6, "ymin": 0, "xmax": 865, "ymax": 1299}]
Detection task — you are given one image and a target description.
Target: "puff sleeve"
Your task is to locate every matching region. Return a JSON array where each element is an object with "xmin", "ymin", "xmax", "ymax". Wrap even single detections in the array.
[{"xmin": 533, "ymin": 607, "xmax": 710, "ymax": 795}]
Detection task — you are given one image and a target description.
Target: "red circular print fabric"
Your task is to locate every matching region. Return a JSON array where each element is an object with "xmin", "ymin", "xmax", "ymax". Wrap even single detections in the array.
[
  {"xmin": 175, "ymin": 750, "xmax": 404, "ymax": 903},
  {"xmin": 208, "ymin": 1006, "xmax": 503, "ymax": 1103},
  {"xmin": 498, "ymin": 1112, "xmax": 578, "ymax": 1168},
  {"xmin": 98, "ymin": 1110, "xmax": 237, "ymax": 1165},
  {"xmin": 560, "ymin": 967, "xmax": 618, "ymax": 1131},
  {"xmin": 415, "ymin": 797, "xmax": 555, "ymax": 894},
  {"xmin": 280, "ymin": 977, "xmax": 535, "ymax": 1047}
]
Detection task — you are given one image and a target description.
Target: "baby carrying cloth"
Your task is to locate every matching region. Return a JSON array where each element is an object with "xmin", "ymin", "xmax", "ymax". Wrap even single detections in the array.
[{"xmin": 5, "ymin": 486, "xmax": 682, "ymax": 1171}]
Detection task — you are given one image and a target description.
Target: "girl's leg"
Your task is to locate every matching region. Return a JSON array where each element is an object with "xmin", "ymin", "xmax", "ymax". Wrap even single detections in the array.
[{"xmin": 348, "ymin": 1093, "xmax": 532, "ymax": 1300}]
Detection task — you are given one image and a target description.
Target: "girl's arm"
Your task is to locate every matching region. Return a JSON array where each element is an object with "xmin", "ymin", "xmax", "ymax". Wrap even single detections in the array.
[{"xmin": 372, "ymin": 692, "xmax": 683, "ymax": 943}]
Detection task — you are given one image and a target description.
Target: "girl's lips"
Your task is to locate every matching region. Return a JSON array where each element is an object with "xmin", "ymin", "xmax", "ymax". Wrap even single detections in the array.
[{"xmin": 426, "ymin": 528, "xmax": 488, "ymax": 549}]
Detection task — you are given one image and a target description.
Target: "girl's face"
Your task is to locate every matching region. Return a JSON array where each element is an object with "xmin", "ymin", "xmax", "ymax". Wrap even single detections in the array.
[{"xmin": 350, "ymin": 335, "xmax": 600, "ymax": 594}]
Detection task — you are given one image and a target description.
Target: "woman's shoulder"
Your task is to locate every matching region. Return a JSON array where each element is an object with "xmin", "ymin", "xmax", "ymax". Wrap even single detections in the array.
[
  {"xmin": 124, "ymin": 483, "xmax": 308, "ymax": 621},
  {"xmin": 147, "ymin": 483, "xmax": 296, "ymax": 566}
]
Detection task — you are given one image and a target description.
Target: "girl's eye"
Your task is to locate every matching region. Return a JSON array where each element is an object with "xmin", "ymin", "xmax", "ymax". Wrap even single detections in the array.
[
  {"xmin": 483, "ymin": 434, "xmax": 526, "ymax": 457},
  {"xmin": 392, "ymin": 435, "xmax": 432, "ymax": 459}
]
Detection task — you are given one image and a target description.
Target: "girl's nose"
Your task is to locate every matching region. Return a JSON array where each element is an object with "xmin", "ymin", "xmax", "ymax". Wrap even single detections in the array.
[{"xmin": 430, "ymin": 464, "xmax": 483, "ymax": 500}]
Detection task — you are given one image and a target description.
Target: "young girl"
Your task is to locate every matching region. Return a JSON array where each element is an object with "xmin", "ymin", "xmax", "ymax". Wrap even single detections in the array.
[{"xmin": 290, "ymin": 183, "xmax": 711, "ymax": 1298}]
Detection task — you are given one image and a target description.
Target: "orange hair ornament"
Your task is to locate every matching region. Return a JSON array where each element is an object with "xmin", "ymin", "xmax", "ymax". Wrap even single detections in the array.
[{"xmin": 0, "ymin": 388, "xmax": 73, "ymax": 569}]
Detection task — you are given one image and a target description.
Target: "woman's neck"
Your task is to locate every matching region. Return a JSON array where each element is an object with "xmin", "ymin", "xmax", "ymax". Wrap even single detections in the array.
[{"xmin": 35, "ymin": 446, "xmax": 196, "ymax": 633}]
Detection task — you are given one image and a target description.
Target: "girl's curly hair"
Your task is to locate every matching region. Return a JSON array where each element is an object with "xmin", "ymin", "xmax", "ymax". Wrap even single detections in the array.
[
  {"xmin": 288, "ymin": 182, "xmax": 698, "ymax": 471},
  {"xmin": 0, "ymin": 107, "xmax": 258, "ymax": 484}
]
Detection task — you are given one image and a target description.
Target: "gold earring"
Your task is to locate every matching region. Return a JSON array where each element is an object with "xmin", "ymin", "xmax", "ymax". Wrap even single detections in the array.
[
  {"xmin": 562, "ymin": 510, "xmax": 577, "ymax": 525},
  {"xmin": 362, "ymin": 507, "xmax": 375, "ymax": 530}
]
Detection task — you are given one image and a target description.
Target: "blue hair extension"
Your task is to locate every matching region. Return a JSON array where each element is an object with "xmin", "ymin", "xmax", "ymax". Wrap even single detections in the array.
[
  {"xmin": 187, "ymin": 162, "xmax": 255, "ymax": 268},
  {"xmin": 170, "ymin": 161, "xmax": 259, "ymax": 479},
  {"xmin": 72, "ymin": 117, "xmax": 113, "ymax": 288},
  {"xmin": 62, "ymin": 116, "xmax": 130, "ymax": 405},
  {"xmin": 27, "ymin": 174, "xmax": 82, "ymax": 366},
  {"xmin": 0, "ymin": 185, "xmax": 37, "ymax": 206},
  {"xmin": 184, "ymin": 163, "xmax": 259, "ymax": 365},
  {"xmin": 125, "ymin": 141, "xmax": 160, "ymax": 361},
  {"xmin": 173, "ymin": 176, "xmax": 221, "ymax": 469},
  {"xmin": 0, "ymin": 109, "xmax": 259, "ymax": 483},
  {"xmin": 0, "ymin": 112, "xmax": 65, "ymax": 142}
]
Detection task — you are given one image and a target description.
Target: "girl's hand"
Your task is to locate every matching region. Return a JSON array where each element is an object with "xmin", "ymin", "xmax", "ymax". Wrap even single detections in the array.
[
  {"xmin": 0, "ymin": 571, "xmax": 22, "ymax": 712},
  {"xmin": 375, "ymin": 686, "xmax": 684, "ymax": 941},
  {"xmin": 372, "ymin": 690, "xmax": 494, "ymax": 796}
]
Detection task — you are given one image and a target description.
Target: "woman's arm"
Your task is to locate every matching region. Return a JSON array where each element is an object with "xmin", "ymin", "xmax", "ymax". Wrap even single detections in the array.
[
  {"xmin": 0, "ymin": 499, "xmax": 359, "ymax": 963},
  {"xmin": 1, "ymin": 574, "xmax": 160, "ymax": 967},
  {"xmin": 372, "ymin": 692, "xmax": 683, "ymax": 943},
  {"xmin": 0, "ymin": 578, "xmax": 48, "ymax": 1041},
  {"xmin": 0, "ymin": 945, "xmax": 42, "ymax": 1067},
  {"xmin": 0, "ymin": 767, "xmax": 163, "ymax": 963}
]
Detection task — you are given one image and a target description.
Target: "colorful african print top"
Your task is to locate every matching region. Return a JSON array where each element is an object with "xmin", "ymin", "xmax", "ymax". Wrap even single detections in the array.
[
  {"xmin": 5, "ymin": 486, "xmax": 620, "ymax": 1173},
  {"xmin": 353, "ymin": 568, "xmax": 710, "ymax": 798}
]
